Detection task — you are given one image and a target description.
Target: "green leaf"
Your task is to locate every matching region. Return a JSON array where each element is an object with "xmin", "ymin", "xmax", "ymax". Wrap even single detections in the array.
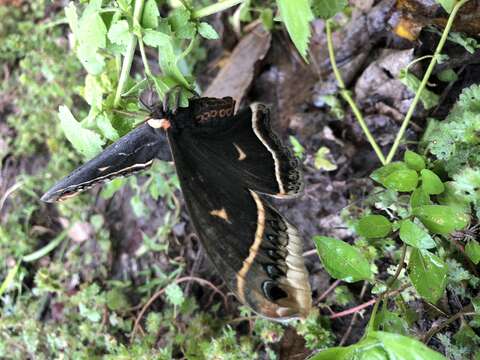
[
  {"xmin": 107, "ymin": 20, "xmax": 130, "ymax": 50},
  {"xmin": 311, "ymin": 331, "xmax": 446, "ymax": 360},
  {"xmin": 399, "ymin": 69, "xmax": 440, "ymax": 110},
  {"xmin": 142, "ymin": 0, "xmax": 160, "ymax": 29},
  {"xmin": 198, "ymin": 22, "xmax": 219, "ymax": 40},
  {"xmin": 64, "ymin": 2, "xmax": 78, "ymax": 39},
  {"xmin": 452, "ymin": 167, "xmax": 480, "ymax": 202},
  {"xmin": 165, "ymin": 283, "xmax": 185, "ymax": 306},
  {"xmin": 168, "ymin": 8, "xmax": 196, "ymax": 39},
  {"xmin": 410, "ymin": 188, "xmax": 432, "ymax": 208},
  {"xmin": 260, "ymin": 8, "xmax": 274, "ymax": 30},
  {"xmin": 436, "ymin": 0, "xmax": 455, "ymax": 13},
  {"xmin": 421, "ymin": 169, "xmax": 445, "ymax": 195},
  {"xmin": 314, "ymin": 147, "xmax": 337, "ymax": 171},
  {"xmin": 383, "ymin": 169, "xmax": 419, "ymax": 192},
  {"xmin": 78, "ymin": 12, "xmax": 106, "ymax": 50},
  {"xmin": 437, "ymin": 68, "xmax": 458, "ymax": 82},
  {"xmin": 289, "ymin": 135, "xmax": 305, "ymax": 159},
  {"xmin": 466, "ymin": 240, "xmax": 480, "ymax": 265},
  {"xmin": 370, "ymin": 162, "xmax": 408, "ymax": 184},
  {"xmin": 399, "ymin": 220, "xmax": 436, "ymax": 249},
  {"xmin": 58, "ymin": 105, "xmax": 104, "ymax": 159},
  {"xmin": 96, "ymin": 113, "xmax": 119, "ymax": 141},
  {"xmin": 312, "ymin": 0, "xmax": 348, "ymax": 19},
  {"xmin": 77, "ymin": 45, "xmax": 106, "ymax": 75},
  {"xmin": 313, "ymin": 236, "xmax": 372, "ymax": 282},
  {"xmin": 143, "ymin": 29, "xmax": 190, "ymax": 89},
  {"xmin": 276, "ymin": 0, "xmax": 314, "ymax": 62},
  {"xmin": 408, "ymin": 248, "xmax": 447, "ymax": 303},
  {"xmin": 412, "ymin": 205, "xmax": 469, "ymax": 234},
  {"xmin": 437, "ymin": 182, "xmax": 472, "ymax": 214},
  {"xmin": 404, "ymin": 150, "xmax": 425, "ymax": 171},
  {"xmin": 357, "ymin": 215, "xmax": 392, "ymax": 238}
]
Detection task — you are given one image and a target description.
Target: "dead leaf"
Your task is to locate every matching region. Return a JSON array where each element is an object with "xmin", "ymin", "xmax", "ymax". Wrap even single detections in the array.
[{"xmin": 204, "ymin": 24, "xmax": 271, "ymax": 107}]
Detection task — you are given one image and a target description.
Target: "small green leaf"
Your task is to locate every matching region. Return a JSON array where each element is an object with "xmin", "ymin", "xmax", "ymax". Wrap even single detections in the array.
[
  {"xmin": 198, "ymin": 22, "xmax": 219, "ymax": 40},
  {"xmin": 64, "ymin": 2, "xmax": 78, "ymax": 39},
  {"xmin": 410, "ymin": 188, "xmax": 432, "ymax": 208},
  {"xmin": 142, "ymin": 0, "xmax": 160, "ymax": 29},
  {"xmin": 276, "ymin": 0, "xmax": 314, "ymax": 62},
  {"xmin": 408, "ymin": 248, "xmax": 447, "ymax": 303},
  {"xmin": 78, "ymin": 12, "xmax": 107, "ymax": 50},
  {"xmin": 383, "ymin": 169, "xmax": 419, "ymax": 192},
  {"xmin": 437, "ymin": 68, "xmax": 458, "ymax": 82},
  {"xmin": 404, "ymin": 150, "xmax": 425, "ymax": 171},
  {"xmin": 436, "ymin": 0, "xmax": 455, "ymax": 13},
  {"xmin": 260, "ymin": 8, "xmax": 273, "ymax": 30},
  {"xmin": 399, "ymin": 69, "xmax": 440, "ymax": 110},
  {"xmin": 106, "ymin": 288, "xmax": 129, "ymax": 311},
  {"xmin": 412, "ymin": 205, "xmax": 469, "ymax": 234},
  {"xmin": 107, "ymin": 20, "xmax": 130, "ymax": 49},
  {"xmin": 466, "ymin": 240, "xmax": 480, "ymax": 264},
  {"xmin": 58, "ymin": 106, "xmax": 104, "ymax": 159},
  {"xmin": 96, "ymin": 113, "xmax": 119, "ymax": 141},
  {"xmin": 289, "ymin": 135, "xmax": 305, "ymax": 159},
  {"xmin": 169, "ymin": 8, "xmax": 195, "ymax": 39},
  {"xmin": 437, "ymin": 182, "xmax": 472, "ymax": 214},
  {"xmin": 311, "ymin": 331, "xmax": 446, "ymax": 360},
  {"xmin": 165, "ymin": 283, "xmax": 185, "ymax": 306},
  {"xmin": 77, "ymin": 45, "xmax": 105, "ymax": 75},
  {"xmin": 370, "ymin": 162, "xmax": 408, "ymax": 184},
  {"xmin": 357, "ymin": 215, "xmax": 392, "ymax": 238},
  {"xmin": 399, "ymin": 220, "xmax": 436, "ymax": 249},
  {"xmin": 143, "ymin": 30, "xmax": 190, "ymax": 89},
  {"xmin": 312, "ymin": 0, "xmax": 348, "ymax": 19},
  {"xmin": 313, "ymin": 236, "xmax": 372, "ymax": 282},
  {"xmin": 314, "ymin": 147, "xmax": 337, "ymax": 171},
  {"xmin": 421, "ymin": 169, "xmax": 445, "ymax": 195}
]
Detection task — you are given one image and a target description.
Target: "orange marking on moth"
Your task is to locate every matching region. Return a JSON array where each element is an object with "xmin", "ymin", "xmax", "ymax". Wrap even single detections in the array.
[
  {"xmin": 209, "ymin": 208, "xmax": 230, "ymax": 222},
  {"xmin": 236, "ymin": 191, "xmax": 265, "ymax": 303}
]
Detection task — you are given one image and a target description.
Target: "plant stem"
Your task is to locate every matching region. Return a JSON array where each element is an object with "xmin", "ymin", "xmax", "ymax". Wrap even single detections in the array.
[
  {"xmin": 385, "ymin": 0, "xmax": 470, "ymax": 163},
  {"xmin": 325, "ymin": 19, "xmax": 386, "ymax": 165},
  {"xmin": 114, "ymin": 0, "xmax": 145, "ymax": 107},
  {"xmin": 192, "ymin": 0, "xmax": 244, "ymax": 19},
  {"xmin": 138, "ymin": 38, "xmax": 152, "ymax": 77}
]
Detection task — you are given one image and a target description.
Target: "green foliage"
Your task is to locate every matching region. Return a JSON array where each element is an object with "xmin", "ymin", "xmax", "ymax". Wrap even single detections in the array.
[
  {"xmin": 314, "ymin": 147, "xmax": 337, "ymax": 171},
  {"xmin": 356, "ymin": 215, "xmax": 392, "ymax": 238},
  {"xmin": 312, "ymin": 0, "xmax": 348, "ymax": 20},
  {"xmin": 399, "ymin": 69, "xmax": 440, "ymax": 110},
  {"xmin": 276, "ymin": 0, "xmax": 314, "ymax": 62},
  {"xmin": 312, "ymin": 331, "xmax": 446, "ymax": 359},
  {"xmin": 313, "ymin": 236, "xmax": 372, "ymax": 282}
]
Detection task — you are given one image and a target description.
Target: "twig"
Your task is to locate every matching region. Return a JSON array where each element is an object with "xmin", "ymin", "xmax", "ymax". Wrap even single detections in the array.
[
  {"xmin": 385, "ymin": 0, "xmax": 471, "ymax": 163},
  {"xmin": 330, "ymin": 284, "xmax": 410, "ymax": 320},
  {"xmin": 325, "ymin": 19, "xmax": 386, "ymax": 165},
  {"xmin": 317, "ymin": 279, "xmax": 341, "ymax": 303},
  {"xmin": 131, "ymin": 276, "xmax": 228, "ymax": 342},
  {"xmin": 339, "ymin": 281, "xmax": 368, "ymax": 346},
  {"xmin": 422, "ymin": 305, "xmax": 475, "ymax": 344}
]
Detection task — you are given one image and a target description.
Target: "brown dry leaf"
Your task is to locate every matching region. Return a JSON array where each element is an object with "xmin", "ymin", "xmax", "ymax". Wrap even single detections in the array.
[
  {"xmin": 204, "ymin": 24, "xmax": 271, "ymax": 107},
  {"xmin": 393, "ymin": 0, "xmax": 480, "ymax": 41}
]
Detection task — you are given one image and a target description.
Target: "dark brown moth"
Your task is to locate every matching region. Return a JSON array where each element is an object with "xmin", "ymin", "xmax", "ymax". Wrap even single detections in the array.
[{"xmin": 42, "ymin": 97, "xmax": 312, "ymax": 320}]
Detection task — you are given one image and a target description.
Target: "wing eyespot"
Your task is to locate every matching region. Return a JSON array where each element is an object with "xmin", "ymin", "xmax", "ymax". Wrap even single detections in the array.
[{"xmin": 262, "ymin": 281, "xmax": 288, "ymax": 301}]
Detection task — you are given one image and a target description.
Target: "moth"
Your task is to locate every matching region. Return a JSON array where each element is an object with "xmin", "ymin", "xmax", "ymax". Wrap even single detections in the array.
[{"xmin": 42, "ymin": 96, "xmax": 312, "ymax": 320}]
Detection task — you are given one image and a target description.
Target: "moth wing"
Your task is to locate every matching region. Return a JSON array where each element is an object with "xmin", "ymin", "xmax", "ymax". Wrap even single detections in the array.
[
  {"xmin": 41, "ymin": 123, "xmax": 171, "ymax": 202},
  {"xmin": 168, "ymin": 129, "xmax": 311, "ymax": 319},
  {"xmin": 186, "ymin": 102, "xmax": 303, "ymax": 198}
]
